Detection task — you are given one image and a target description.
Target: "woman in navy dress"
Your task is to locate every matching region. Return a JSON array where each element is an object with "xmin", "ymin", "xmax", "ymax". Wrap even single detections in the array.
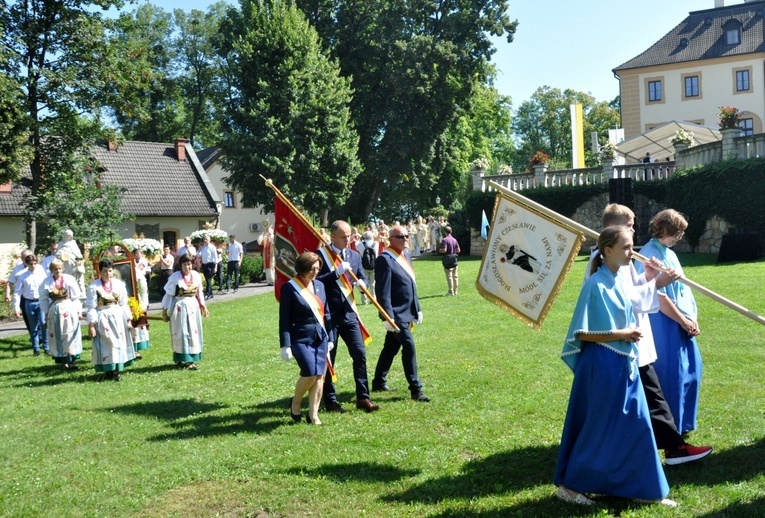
[
  {"xmin": 279, "ymin": 252, "xmax": 334, "ymax": 425},
  {"xmin": 555, "ymin": 226, "xmax": 674, "ymax": 507}
]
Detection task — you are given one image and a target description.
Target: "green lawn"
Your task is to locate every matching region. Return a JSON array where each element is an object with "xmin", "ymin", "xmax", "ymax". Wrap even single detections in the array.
[{"xmin": 2, "ymin": 254, "xmax": 765, "ymax": 517}]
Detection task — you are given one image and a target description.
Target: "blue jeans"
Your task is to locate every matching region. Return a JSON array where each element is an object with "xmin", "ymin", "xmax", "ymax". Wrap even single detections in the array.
[{"xmin": 24, "ymin": 298, "xmax": 48, "ymax": 352}]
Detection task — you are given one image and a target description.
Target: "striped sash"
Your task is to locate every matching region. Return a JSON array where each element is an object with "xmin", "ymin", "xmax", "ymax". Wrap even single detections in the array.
[
  {"xmin": 288, "ymin": 278, "xmax": 325, "ymax": 333},
  {"xmin": 383, "ymin": 249, "xmax": 416, "ymax": 284},
  {"xmin": 317, "ymin": 247, "xmax": 372, "ymax": 345}
]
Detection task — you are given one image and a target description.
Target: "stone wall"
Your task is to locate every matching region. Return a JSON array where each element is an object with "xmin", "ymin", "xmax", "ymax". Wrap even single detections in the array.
[{"xmin": 470, "ymin": 193, "xmax": 728, "ymax": 256}]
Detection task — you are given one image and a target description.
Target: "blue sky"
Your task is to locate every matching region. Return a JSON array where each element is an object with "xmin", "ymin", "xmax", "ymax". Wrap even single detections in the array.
[{"xmin": 145, "ymin": 0, "xmax": 731, "ymax": 106}]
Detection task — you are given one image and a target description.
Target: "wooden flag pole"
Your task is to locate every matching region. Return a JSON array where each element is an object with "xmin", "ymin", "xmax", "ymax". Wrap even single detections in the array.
[
  {"xmin": 488, "ymin": 180, "xmax": 765, "ymax": 326},
  {"xmin": 262, "ymin": 176, "xmax": 400, "ymax": 332}
]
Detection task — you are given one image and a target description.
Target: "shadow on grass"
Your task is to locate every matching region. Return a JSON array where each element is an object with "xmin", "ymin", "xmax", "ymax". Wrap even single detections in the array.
[
  {"xmin": 428, "ymin": 496, "xmax": 601, "ymax": 517},
  {"xmin": 0, "ymin": 334, "xmax": 31, "ymax": 360},
  {"xmin": 697, "ymin": 496, "xmax": 765, "ymax": 517},
  {"xmin": 105, "ymin": 397, "xmax": 300, "ymax": 440},
  {"xmin": 666, "ymin": 434, "xmax": 765, "ymax": 487},
  {"xmin": 381, "ymin": 445, "xmax": 558, "ymax": 505},
  {"xmin": 285, "ymin": 461, "xmax": 420, "ymax": 483}
]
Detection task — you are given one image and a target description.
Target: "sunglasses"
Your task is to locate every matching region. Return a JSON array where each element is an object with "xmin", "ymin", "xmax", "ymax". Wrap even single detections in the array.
[{"xmin": 391, "ymin": 234, "xmax": 409, "ymax": 240}]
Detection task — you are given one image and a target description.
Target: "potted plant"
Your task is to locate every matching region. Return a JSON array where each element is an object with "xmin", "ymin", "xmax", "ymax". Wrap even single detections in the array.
[
  {"xmin": 529, "ymin": 150, "xmax": 550, "ymax": 166},
  {"xmin": 600, "ymin": 141, "xmax": 617, "ymax": 161},
  {"xmin": 718, "ymin": 106, "xmax": 741, "ymax": 130},
  {"xmin": 471, "ymin": 157, "xmax": 490, "ymax": 170},
  {"xmin": 668, "ymin": 129, "xmax": 694, "ymax": 146}
]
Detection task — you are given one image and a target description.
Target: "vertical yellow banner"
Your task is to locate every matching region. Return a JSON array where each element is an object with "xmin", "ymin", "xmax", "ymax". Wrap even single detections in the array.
[{"xmin": 570, "ymin": 103, "xmax": 585, "ymax": 168}]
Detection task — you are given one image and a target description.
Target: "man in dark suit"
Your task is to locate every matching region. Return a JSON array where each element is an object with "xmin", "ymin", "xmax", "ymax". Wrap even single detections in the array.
[
  {"xmin": 371, "ymin": 224, "xmax": 430, "ymax": 402},
  {"xmin": 316, "ymin": 220, "xmax": 380, "ymax": 413}
]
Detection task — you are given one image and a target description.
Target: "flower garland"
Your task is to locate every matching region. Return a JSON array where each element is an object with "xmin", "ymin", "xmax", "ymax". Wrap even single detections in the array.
[
  {"xmin": 190, "ymin": 229, "xmax": 229, "ymax": 245},
  {"xmin": 128, "ymin": 296, "xmax": 144, "ymax": 322},
  {"xmin": 122, "ymin": 237, "xmax": 162, "ymax": 260}
]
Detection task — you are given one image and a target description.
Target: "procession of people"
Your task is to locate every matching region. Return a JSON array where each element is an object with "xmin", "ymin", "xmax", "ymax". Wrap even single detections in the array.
[{"xmin": 3, "ymin": 204, "xmax": 721, "ymax": 510}]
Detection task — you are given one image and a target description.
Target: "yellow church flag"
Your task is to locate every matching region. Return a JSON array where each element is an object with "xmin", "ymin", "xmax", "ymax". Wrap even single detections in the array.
[{"xmin": 476, "ymin": 192, "xmax": 585, "ymax": 329}]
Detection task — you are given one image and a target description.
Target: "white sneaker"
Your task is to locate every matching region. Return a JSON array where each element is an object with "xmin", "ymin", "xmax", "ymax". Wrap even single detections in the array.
[
  {"xmin": 636, "ymin": 497, "xmax": 677, "ymax": 508},
  {"xmin": 556, "ymin": 486, "xmax": 594, "ymax": 506}
]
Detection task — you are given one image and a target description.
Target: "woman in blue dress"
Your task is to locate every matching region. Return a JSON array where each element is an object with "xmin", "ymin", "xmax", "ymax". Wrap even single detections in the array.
[
  {"xmin": 636, "ymin": 209, "xmax": 701, "ymax": 433},
  {"xmin": 279, "ymin": 252, "xmax": 334, "ymax": 426},
  {"xmin": 555, "ymin": 226, "xmax": 674, "ymax": 507}
]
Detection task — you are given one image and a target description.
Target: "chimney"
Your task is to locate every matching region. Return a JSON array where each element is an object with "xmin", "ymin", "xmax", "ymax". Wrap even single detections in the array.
[
  {"xmin": 174, "ymin": 137, "xmax": 188, "ymax": 162},
  {"xmin": 107, "ymin": 140, "xmax": 117, "ymax": 152}
]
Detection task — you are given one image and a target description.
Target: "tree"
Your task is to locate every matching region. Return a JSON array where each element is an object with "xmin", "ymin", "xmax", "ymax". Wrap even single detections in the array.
[
  {"xmin": 218, "ymin": 0, "xmax": 361, "ymax": 222},
  {"xmin": 295, "ymin": 0, "xmax": 517, "ymax": 220},
  {"xmin": 511, "ymin": 86, "xmax": 619, "ymax": 172},
  {"xmin": 0, "ymin": 71, "xmax": 32, "ymax": 184},
  {"xmin": 0, "ymin": 0, "xmax": 141, "ymax": 250}
]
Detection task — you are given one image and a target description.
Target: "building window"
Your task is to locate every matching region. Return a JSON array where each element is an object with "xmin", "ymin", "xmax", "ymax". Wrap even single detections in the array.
[
  {"xmin": 726, "ymin": 28, "xmax": 740, "ymax": 45},
  {"xmin": 739, "ymin": 118, "xmax": 754, "ymax": 136},
  {"xmin": 684, "ymin": 76, "xmax": 699, "ymax": 97},
  {"xmin": 648, "ymin": 80, "xmax": 662, "ymax": 102},
  {"xmin": 736, "ymin": 69, "xmax": 750, "ymax": 91},
  {"xmin": 224, "ymin": 191, "xmax": 236, "ymax": 208}
]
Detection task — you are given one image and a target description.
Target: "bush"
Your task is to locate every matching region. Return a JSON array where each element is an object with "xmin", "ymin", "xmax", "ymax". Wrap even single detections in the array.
[{"xmin": 240, "ymin": 254, "xmax": 263, "ymax": 284}]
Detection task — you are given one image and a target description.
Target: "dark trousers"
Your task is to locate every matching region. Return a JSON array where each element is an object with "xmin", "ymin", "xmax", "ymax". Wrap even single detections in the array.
[
  {"xmin": 201, "ymin": 263, "xmax": 215, "ymax": 297},
  {"xmin": 19, "ymin": 295, "xmax": 31, "ymax": 334},
  {"xmin": 373, "ymin": 326, "xmax": 422, "ymax": 393},
  {"xmin": 323, "ymin": 317, "xmax": 370, "ymax": 403},
  {"xmin": 215, "ymin": 262, "xmax": 223, "ymax": 290},
  {"xmin": 640, "ymin": 363, "xmax": 685, "ymax": 450},
  {"xmin": 225, "ymin": 261, "xmax": 240, "ymax": 291},
  {"xmin": 160, "ymin": 270, "xmax": 173, "ymax": 295}
]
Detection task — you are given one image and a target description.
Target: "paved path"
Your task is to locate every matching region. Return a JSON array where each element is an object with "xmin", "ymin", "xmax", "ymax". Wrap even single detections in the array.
[{"xmin": 0, "ymin": 281, "xmax": 274, "ymax": 340}]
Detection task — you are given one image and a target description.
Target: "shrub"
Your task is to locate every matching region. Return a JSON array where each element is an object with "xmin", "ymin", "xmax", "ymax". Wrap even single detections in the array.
[{"xmin": 240, "ymin": 254, "xmax": 263, "ymax": 284}]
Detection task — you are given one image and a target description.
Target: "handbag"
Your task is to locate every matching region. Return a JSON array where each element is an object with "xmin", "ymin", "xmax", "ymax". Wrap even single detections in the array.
[{"xmin": 441, "ymin": 254, "xmax": 458, "ymax": 268}]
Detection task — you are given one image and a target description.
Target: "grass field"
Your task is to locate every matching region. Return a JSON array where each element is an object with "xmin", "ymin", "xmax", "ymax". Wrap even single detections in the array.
[{"xmin": 1, "ymin": 254, "xmax": 765, "ymax": 517}]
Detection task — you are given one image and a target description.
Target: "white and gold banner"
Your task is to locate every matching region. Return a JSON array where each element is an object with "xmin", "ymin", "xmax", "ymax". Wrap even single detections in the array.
[{"xmin": 477, "ymin": 193, "xmax": 585, "ymax": 329}]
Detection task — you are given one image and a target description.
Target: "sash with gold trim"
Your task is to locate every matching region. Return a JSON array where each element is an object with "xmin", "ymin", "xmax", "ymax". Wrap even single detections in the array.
[
  {"xmin": 383, "ymin": 249, "xmax": 416, "ymax": 284},
  {"xmin": 317, "ymin": 247, "xmax": 372, "ymax": 345},
  {"xmin": 288, "ymin": 277, "xmax": 337, "ymax": 381}
]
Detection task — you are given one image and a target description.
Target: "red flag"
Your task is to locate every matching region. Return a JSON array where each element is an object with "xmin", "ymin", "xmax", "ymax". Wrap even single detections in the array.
[{"xmin": 273, "ymin": 195, "xmax": 323, "ymax": 301}]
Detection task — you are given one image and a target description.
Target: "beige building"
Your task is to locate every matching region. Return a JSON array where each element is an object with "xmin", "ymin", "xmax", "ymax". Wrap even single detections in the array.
[
  {"xmin": 196, "ymin": 147, "xmax": 274, "ymax": 251},
  {"xmin": 614, "ymin": 0, "xmax": 765, "ymax": 139}
]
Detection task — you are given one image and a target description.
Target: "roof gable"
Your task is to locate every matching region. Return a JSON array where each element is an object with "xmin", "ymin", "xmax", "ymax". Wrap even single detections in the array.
[
  {"xmin": 93, "ymin": 141, "xmax": 218, "ymax": 217},
  {"xmin": 614, "ymin": 2, "xmax": 765, "ymax": 72}
]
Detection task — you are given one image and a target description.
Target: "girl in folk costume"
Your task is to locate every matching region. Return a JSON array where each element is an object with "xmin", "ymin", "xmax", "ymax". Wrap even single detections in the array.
[
  {"xmin": 86, "ymin": 259, "xmax": 136, "ymax": 381},
  {"xmin": 131, "ymin": 248, "xmax": 151, "ymax": 359},
  {"xmin": 258, "ymin": 220, "xmax": 276, "ymax": 286},
  {"xmin": 635, "ymin": 209, "xmax": 702, "ymax": 434},
  {"xmin": 40, "ymin": 259, "xmax": 83, "ymax": 370},
  {"xmin": 280, "ymin": 252, "xmax": 334, "ymax": 426},
  {"xmin": 162, "ymin": 253, "xmax": 209, "ymax": 370},
  {"xmin": 555, "ymin": 226, "xmax": 675, "ymax": 508}
]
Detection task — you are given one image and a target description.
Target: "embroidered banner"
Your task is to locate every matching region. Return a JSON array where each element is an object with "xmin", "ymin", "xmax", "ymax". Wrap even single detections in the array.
[
  {"xmin": 476, "ymin": 193, "xmax": 585, "ymax": 329},
  {"xmin": 273, "ymin": 196, "xmax": 322, "ymax": 301}
]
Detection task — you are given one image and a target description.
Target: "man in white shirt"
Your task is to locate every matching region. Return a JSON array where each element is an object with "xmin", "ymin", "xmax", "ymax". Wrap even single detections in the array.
[
  {"xmin": 41, "ymin": 242, "xmax": 58, "ymax": 272},
  {"xmin": 6, "ymin": 249, "xmax": 34, "ymax": 334},
  {"xmin": 225, "ymin": 235, "xmax": 244, "ymax": 294},
  {"xmin": 198, "ymin": 235, "xmax": 218, "ymax": 300},
  {"xmin": 159, "ymin": 244, "xmax": 174, "ymax": 294},
  {"xmin": 177, "ymin": 236, "xmax": 197, "ymax": 261},
  {"xmin": 13, "ymin": 254, "xmax": 49, "ymax": 356}
]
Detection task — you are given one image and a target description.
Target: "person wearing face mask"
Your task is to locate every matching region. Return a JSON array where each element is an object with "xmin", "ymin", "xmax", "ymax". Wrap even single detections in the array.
[{"xmin": 635, "ymin": 209, "xmax": 702, "ymax": 435}]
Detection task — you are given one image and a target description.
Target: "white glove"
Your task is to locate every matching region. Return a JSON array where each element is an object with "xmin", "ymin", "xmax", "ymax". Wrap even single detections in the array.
[
  {"xmin": 356, "ymin": 279, "xmax": 367, "ymax": 290},
  {"xmin": 337, "ymin": 261, "xmax": 352, "ymax": 274},
  {"xmin": 384, "ymin": 321, "xmax": 397, "ymax": 333},
  {"xmin": 416, "ymin": 311, "xmax": 423, "ymax": 324},
  {"xmin": 280, "ymin": 347, "xmax": 293, "ymax": 361},
  {"xmin": 328, "ymin": 341, "xmax": 334, "ymax": 352}
]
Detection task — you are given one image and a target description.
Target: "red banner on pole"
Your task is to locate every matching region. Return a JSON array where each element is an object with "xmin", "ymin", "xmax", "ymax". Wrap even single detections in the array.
[{"xmin": 273, "ymin": 196, "xmax": 323, "ymax": 301}]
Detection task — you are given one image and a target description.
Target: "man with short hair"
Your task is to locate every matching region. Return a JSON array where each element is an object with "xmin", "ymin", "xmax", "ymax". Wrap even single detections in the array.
[
  {"xmin": 159, "ymin": 244, "xmax": 174, "ymax": 295},
  {"xmin": 371, "ymin": 224, "xmax": 429, "ymax": 402},
  {"xmin": 226, "ymin": 235, "xmax": 243, "ymax": 294},
  {"xmin": 316, "ymin": 220, "xmax": 380, "ymax": 413},
  {"xmin": 5, "ymin": 250, "xmax": 35, "ymax": 335},
  {"xmin": 354, "ymin": 231, "xmax": 380, "ymax": 305},
  {"xmin": 439, "ymin": 226, "xmax": 460, "ymax": 296},
  {"xmin": 198, "ymin": 235, "xmax": 218, "ymax": 300},
  {"xmin": 177, "ymin": 236, "xmax": 197, "ymax": 261},
  {"xmin": 41, "ymin": 242, "xmax": 59, "ymax": 272}
]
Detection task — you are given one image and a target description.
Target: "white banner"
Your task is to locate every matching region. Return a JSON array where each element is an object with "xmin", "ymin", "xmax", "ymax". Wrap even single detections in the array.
[{"xmin": 476, "ymin": 193, "xmax": 585, "ymax": 329}]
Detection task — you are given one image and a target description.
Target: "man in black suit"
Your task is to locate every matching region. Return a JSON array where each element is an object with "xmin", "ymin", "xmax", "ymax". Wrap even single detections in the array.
[
  {"xmin": 371, "ymin": 224, "xmax": 430, "ymax": 402},
  {"xmin": 316, "ymin": 220, "xmax": 380, "ymax": 413}
]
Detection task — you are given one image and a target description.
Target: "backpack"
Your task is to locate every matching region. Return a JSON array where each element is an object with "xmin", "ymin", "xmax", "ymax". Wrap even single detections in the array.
[{"xmin": 361, "ymin": 245, "xmax": 377, "ymax": 270}]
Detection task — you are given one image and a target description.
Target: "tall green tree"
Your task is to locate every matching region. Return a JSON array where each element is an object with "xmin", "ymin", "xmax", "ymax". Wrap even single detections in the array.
[
  {"xmin": 295, "ymin": 0, "xmax": 517, "ymax": 220},
  {"xmin": 218, "ymin": 0, "xmax": 361, "ymax": 221},
  {"xmin": 511, "ymin": 86, "xmax": 619, "ymax": 172},
  {"xmin": 0, "ymin": 0, "xmax": 141, "ymax": 250}
]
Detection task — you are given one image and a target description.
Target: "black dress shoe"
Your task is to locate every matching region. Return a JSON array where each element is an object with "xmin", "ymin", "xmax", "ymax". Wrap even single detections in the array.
[
  {"xmin": 411, "ymin": 391, "xmax": 430, "ymax": 402},
  {"xmin": 289, "ymin": 398, "xmax": 302, "ymax": 423},
  {"xmin": 324, "ymin": 401, "xmax": 346, "ymax": 413},
  {"xmin": 372, "ymin": 384, "xmax": 396, "ymax": 392},
  {"xmin": 356, "ymin": 399, "xmax": 381, "ymax": 412}
]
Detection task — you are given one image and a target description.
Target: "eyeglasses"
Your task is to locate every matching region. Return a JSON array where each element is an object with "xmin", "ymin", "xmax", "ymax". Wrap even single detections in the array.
[{"xmin": 392, "ymin": 234, "xmax": 409, "ymax": 240}]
